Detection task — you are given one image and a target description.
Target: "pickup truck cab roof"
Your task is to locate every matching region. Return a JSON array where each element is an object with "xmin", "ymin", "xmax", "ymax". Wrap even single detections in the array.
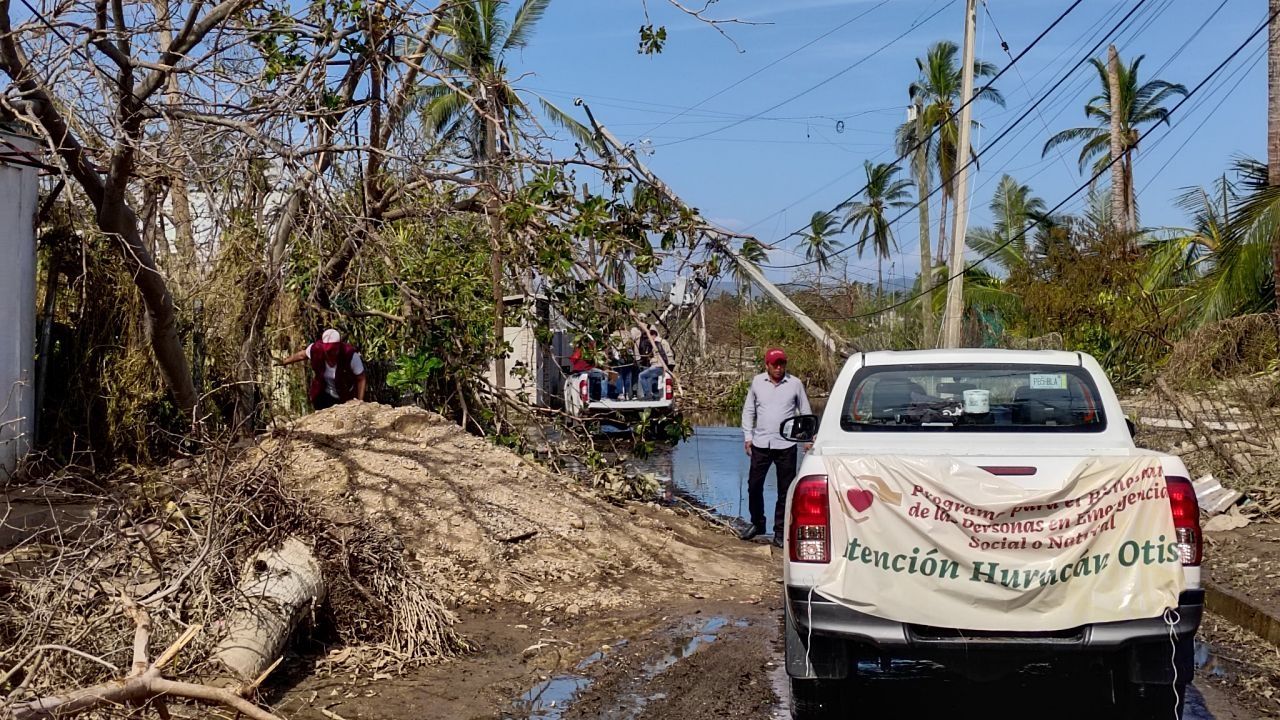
[
  {"xmin": 815, "ymin": 349, "xmax": 1135, "ymax": 456},
  {"xmin": 859, "ymin": 348, "xmax": 1083, "ymax": 367}
]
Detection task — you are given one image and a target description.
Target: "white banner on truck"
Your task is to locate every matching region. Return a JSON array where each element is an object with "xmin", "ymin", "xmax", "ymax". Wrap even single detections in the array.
[{"xmin": 816, "ymin": 456, "xmax": 1185, "ymax": 631}]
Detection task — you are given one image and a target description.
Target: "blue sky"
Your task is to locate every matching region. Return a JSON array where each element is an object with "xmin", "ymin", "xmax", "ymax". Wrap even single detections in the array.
[{"xmin": 516, "ymin": 0, "xmax": 1268, "ymax": 286}]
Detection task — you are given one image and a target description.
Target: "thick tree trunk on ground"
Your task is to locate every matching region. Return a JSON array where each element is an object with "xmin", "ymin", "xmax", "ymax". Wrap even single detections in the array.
[{"xmin": 211, "ymin": 537, "xmax": 325, "ymax": 685}]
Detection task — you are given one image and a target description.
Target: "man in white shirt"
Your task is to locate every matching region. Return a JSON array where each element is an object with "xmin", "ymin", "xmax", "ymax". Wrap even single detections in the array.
[
  {"xmin": 740, "ymin": 348, "xmax": 811, "ymax": 545},
  {"xmin": 278, "ymin": 328, "xmax": 367, "ymax": 410}
]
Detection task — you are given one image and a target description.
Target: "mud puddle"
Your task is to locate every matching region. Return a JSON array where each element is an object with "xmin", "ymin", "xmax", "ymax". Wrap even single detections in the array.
[
  {"xmin": 546, "ymin": 604, "xmax": 781, "ymax": 720},
  {"xmin": 507, "ymin": 614, "xmax": 768, "ymax": 720}
]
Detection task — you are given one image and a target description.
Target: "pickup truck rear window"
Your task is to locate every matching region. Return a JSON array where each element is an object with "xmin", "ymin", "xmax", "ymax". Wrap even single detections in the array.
[{"xmin": 840, "ymin": 363, "xmax": 1106, "ymax": 432}]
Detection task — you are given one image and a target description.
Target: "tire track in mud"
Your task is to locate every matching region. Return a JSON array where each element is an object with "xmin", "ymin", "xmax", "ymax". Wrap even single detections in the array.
[{"xmin": 511, "ymin": 605, "xmax": 784, "ymax": 720}]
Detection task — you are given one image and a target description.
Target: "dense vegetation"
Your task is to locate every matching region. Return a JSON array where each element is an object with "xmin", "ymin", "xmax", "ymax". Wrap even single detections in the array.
[{"xmin": 2, "ymin": 0, "xmax": 1275, "ymax": 465}]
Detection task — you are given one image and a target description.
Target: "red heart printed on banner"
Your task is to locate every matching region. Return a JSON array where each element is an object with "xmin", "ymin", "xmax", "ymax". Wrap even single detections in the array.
[{"xmin": 847, "ymin": 488, "xmax": 874, "ymax": 513}]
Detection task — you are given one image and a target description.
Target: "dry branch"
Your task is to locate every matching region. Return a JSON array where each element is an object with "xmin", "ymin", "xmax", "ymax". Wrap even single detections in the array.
[
  {"xmin": 1156, "ymin": 378, "xmax": 1253, "ymax": 477},
  {"xmin": 5, "ymin": 609, "xmax": 283, "ymax": 720}
]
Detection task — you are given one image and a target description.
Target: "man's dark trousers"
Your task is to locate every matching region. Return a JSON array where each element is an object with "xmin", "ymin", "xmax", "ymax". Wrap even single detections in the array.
[{"xmin": 748, "ymin": 444, "xmax": 798, "ymax": 535}]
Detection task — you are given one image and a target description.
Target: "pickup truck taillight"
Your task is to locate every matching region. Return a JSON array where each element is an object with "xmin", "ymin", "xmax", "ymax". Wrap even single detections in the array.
[
  {"xmin": 1166, "ymin": 475, "xmax": 1202, "ymax": 566},
  {"xmin": 664, "ymin": 375, "xmax": 673, "ymax": 401},
  {"xmin": 579, "ymin": 377, "xmax": 589, "ymax": 404},
  {"xmin": 790, "ymin": 475, "xmax": 830, "ymax": 563}
]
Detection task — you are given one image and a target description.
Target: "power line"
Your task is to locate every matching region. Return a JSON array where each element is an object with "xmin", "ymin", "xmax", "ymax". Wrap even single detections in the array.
[
  {"xmin": 734, "ymin": 0, "xmax": 1123, "ymax": 237},
  {"xmin": 803, "ymin": 6, "xmax": 1278, "ymax": 324},
  {"xmin": 651, "ymin": 0, "xmax": 959, "ymax": 149},
  {"xmin": 1137, "ymin": 42, "xmax": 1266, "ymax": 197},
  {"xmin": 633, "ymin": 0, "xmax": 895, "ymax": 141},
  {"xmin": 948, "ymin": 0, "xmax": 1186, "ymax": 219},
  {"xmin": 954, "ymin": 0, "xmax": 1220, "ymax": 234},
  {"xmin": 981, "ymin": 0, "xmax": 1075, "ymax": 178},
  {"xmin": 762, "ymin": 0, "xmax": 1127, "ymax": 270}
]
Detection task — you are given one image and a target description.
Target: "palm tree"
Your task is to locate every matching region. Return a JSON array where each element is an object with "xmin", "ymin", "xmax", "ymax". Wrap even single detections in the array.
[
  {"xmin": 1042, "ymin": 52, "xmax": 1187, "ymax": 230},
  {"xmin": 898, "ymin": 98, "xmax": 935, "ymax": 346},
  {"xmin": 422, "ymin": 0, "xmax": 596, "ymax": 153},
  {"xmin": 800, "ymin": 211, "xmax": 842, "ymax": 276},
  {"xmin": 968, "ymin": 175, "xmax": 1049, "ymax": 273},
  {"xmin": 1141, "ymin": 161, "xmax": 1277, "ymax": 326},
  {"xmin": 1195, "ymin": 159, "xmax": 1280, "ymax": 322},
  {"xmin": 421, "ymin": 0, "xmax": 596, "ymax": 392},
  {"xmin": 841, "ymin": 160, "xmax": 914, "ymax": 295},
  {"xmin": 908, "ymin": 40, "xmax": 1005, "ymax": 263}
]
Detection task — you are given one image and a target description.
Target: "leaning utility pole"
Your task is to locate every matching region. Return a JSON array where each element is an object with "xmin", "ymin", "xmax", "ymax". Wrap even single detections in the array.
[
  {"xmin": 941, "ymin": 0, "xmax": 978, "ymax": 349},
  {"xmin": 578, "ymin": 100, "xmax": 847, "ymax": 357}
]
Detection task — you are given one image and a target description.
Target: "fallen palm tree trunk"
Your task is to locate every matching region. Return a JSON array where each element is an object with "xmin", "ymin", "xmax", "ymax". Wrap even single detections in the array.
[{"xmin": 211, "ymin": 537, "xmax": 326, "ymax": 685}]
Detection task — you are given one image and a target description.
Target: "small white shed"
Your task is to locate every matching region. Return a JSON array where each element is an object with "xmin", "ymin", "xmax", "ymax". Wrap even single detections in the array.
[{"xmin": 0, "ymin": 130, "xmax": 39, "ymax": 477}]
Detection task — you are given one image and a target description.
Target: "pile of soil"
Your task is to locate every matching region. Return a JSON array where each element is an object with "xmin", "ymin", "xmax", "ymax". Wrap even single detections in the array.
[{"xmin": 263, "ymin": 403, "xmax": 772, "ymax": 615}]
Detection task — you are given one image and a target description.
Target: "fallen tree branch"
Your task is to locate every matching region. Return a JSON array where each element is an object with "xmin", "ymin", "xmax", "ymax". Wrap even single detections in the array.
[{"xmin": 5, "ymin": 609, "xmax": 284, "ymax": 720}]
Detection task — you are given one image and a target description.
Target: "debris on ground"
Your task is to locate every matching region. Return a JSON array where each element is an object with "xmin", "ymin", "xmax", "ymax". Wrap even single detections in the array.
[
  {"xmin": 1205, "ymin": 507, "xmax": 1252, "ymax": 533},
  {"xmin": 1, "ymin": 402, "xmax": 773, "ymax": 718},
  {"xmin": 260, "ymin": 402, "xmax": 771, "ymax": 616},
  {"xmin": 1196, "ymin": 474, "xmax": 1246, "ymax": 516}
]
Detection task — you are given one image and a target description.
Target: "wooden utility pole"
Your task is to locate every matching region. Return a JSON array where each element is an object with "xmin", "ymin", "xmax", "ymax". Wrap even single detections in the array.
[
  {"xmin": 941, "ymin": 0, "xmax": 978, "ymax": 349},
  {"xmin": 1107, "ymin": 45, "xmax": 1130, "ymax": 237},
  {"xmin": 1269, "ymin": 0, "xmax": 1280, "ymax": 313}
]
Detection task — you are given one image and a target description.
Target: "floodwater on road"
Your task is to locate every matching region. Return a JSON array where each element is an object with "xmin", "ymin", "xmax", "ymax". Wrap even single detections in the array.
[{"xmin": 637, "ymin": 419, "xmax": 801, "ymax": 530}]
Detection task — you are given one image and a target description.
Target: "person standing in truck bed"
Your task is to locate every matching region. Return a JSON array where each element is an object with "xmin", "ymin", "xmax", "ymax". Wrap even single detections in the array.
[{"xmin": 740, "ymin": 348, "xmax": 811, "ymax": 546}]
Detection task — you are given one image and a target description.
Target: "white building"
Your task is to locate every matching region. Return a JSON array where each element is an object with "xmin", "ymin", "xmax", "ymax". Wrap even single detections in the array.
[{"xmin": 0, "ymin": 129, "xmax": 38, "ymax": 477}]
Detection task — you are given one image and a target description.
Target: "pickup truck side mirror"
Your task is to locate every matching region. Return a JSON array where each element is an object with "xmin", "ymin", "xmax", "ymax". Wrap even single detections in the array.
[{"xmin": 780, "ymin": 414, "xmax": 820, "ymax": 443}]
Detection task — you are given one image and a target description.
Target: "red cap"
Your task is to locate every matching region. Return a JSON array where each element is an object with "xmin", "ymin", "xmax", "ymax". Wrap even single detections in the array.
[{"xmin": 765, "ymin": 348, "xmax": 788, "ymax": 365}]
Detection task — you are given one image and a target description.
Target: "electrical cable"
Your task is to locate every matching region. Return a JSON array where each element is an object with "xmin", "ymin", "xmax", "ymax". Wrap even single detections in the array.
[
  {"xmin": 1136, "ymin": 41, "xmax": 1265, "ymax": 198},
  {"xmin": 981, "ymin": 0, "xmax": 1076, "ymax": 178},
  {"xmin": 651, "ymin": 0, "xmax": 960, "ymax": 148},
  {"xmin": 633, "ymin": 0, "xmax": 895, "ymax": 140},
  {"xmin": 752, "ymin": 0, "xmax": 1095, "ymax": 267},
  {"xmin": 796, "ymin": 7, "xmax": 1279, "ymax": 324},
  {"xmin": 956, "ymin": 0, "xmax": 1188, "ymax": 219},
  {"xmin": 762, "ymin": 0, "xmax": 1141, "ymax": 270}
]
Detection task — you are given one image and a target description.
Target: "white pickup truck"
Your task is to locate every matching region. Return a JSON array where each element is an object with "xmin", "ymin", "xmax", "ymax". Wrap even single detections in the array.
[
  {"xmin": 561, "ymin": 369, "xmax": 674, "ymax": 418},
  {"xmin": 779, "ymin": 349, "xmax": 1202, "ymax": 719}
]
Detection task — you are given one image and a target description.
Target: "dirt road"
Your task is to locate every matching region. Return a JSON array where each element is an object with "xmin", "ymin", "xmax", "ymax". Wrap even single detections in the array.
[{"xmin": 274, "ymin": 541, "xmax": 1264, "ymax": 720}]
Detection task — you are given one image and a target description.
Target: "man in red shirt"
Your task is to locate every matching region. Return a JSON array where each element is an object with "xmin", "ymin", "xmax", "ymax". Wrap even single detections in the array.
[
  {"xmin": 278, "ymin": 329, "xmax": 367, "ymax": 410},
  {"xmin": 568, "ymin": 343, "xmax": 609, "ymax": 401}
]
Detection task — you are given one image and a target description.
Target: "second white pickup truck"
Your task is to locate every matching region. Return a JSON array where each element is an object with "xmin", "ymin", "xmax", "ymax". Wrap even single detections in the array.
[{"xmin": 778, "ymin": 349, "xmax": 1203, "ymax": 719}]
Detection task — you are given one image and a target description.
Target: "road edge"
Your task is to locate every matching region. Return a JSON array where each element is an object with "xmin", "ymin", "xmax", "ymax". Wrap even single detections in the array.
[{"xmin": 1205, "ymin": 579, "xmax": 1280, "ymax": 648}]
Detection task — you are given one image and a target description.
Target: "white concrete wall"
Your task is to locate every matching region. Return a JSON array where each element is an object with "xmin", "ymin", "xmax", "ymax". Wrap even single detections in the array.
[{"xmin": 0, "ymin": 134, "xmax": 38, "ymax": 477}]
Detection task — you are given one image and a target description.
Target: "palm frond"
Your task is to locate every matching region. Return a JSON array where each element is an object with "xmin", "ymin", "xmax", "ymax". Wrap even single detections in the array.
[
  {"xmin": 422, "ymin": 85, "xmax": 471, "ymax": 136},
  {"xmin": 534, "ymin": 95, "xmax": 601, "ymax": 151},
  {"xmin": 504, "ymin": 0, "xmax": 550, "ymax": 51}
]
